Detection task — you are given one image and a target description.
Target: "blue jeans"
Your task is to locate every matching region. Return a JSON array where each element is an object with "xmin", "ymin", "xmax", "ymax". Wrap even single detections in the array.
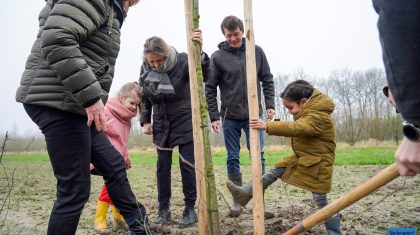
[
  {"xmin": 222, "ymin": 118, "xmax": 265, "ymax": 174},
  {"xmin": 24, "ymin": 104, "xmax": 144, "ymax": 235}
]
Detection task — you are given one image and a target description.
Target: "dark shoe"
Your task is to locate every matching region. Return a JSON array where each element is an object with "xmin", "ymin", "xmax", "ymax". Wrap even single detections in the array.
[
  {"xmin": 325, "ymin": 214, "xmax": 342, "ymax": 235},
  {"xmin": 264, "ymin": 209, "xmax": 275, "ymax": 219},
  {"xmin": 153, "ymin": 207, "xmax": 171, "ymax": 225},
  {"xmin": 179, "ymin": 207, "xmax": 197, "ymax": 228},
  {"xmin": 127, "ymin": 225, "xmax": 156, "ymax": 235},
  {"xmin": 128, "ymin": 218, "xmax": 156, "ymax": 235},
  {"xmin": 127, "ymin": 202, "xmax": 156, "ymax": 235}
]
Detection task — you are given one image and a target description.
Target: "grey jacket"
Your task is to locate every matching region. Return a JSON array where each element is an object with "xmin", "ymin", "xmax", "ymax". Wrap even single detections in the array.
[
  {"xmin": 205, "ymin": 39, "xmax": 275, "ymax": 121},
  {"xmin": 16, "ymin": 0, "xmax": 125, "ymax": 115}
]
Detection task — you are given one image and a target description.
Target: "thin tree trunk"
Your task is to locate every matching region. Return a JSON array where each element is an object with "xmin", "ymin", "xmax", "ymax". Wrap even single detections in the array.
[{"xmin": 184, "ymin": 1, "xmax": 220, "ymax": 234}]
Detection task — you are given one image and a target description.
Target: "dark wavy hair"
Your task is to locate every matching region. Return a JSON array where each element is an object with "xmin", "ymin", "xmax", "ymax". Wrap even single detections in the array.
[
  {"xmin": 280, "ymin": 80, "xmax": 314, "ymax": 102},
  {"xmin": 220, "ymin": 15, "xmax": 244, "ymax": 34}
]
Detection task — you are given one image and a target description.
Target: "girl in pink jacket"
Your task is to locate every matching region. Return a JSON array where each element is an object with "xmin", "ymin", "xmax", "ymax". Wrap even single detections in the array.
[{"xmin": 93, "ymin": 82, "xmax": 143, "ymax": 234}]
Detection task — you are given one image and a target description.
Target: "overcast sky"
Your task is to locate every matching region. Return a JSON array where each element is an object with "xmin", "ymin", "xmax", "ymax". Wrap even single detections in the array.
[{"xmin": 1, "ymin": 0, "xmax": 384, "ymax": 135}]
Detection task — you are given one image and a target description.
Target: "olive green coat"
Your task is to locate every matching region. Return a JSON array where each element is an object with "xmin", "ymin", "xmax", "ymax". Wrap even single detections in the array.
[{"xmin": 267, "ymin": 89, "xmax": 336, "ymax": 194}]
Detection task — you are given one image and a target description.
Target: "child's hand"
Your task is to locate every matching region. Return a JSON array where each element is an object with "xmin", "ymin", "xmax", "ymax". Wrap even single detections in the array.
[{"xmin": 250, "ymin": 118, "xmax": 266, "ymax": 130}]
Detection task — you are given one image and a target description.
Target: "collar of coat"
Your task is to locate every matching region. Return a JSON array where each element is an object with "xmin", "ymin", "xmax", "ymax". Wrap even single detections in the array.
[
  {"xmin": 112, "ymin": 0, "xmax": 126, "ymax": 26},
  {"xmin": 294, "ymin": 89, "xmax": 335, "ymax": 120}
]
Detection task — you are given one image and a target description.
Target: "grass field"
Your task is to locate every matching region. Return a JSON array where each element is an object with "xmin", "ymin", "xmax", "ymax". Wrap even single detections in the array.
[
  {"xmin": 2, "ymin": 145, "xmax": 397, "ymax": 166},
  {"xmin": 2, "ymin": 144, "xmax": 419, "ymax": 235}
]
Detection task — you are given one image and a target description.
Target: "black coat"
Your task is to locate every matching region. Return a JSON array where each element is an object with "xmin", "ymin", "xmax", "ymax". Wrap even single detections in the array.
[
  {"xmin": 205, "ymin": 39, "xmax": 275, "ymax": 121},
  {"xmin": 140, "ymin": 52, "xmax": 209, "ymax": 148}
]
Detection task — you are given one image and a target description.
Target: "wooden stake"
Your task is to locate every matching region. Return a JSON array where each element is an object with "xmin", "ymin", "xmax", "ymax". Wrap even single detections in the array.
[
  {"xmin": 284, "ymin": 163, "xmax": 400, "ymax": 235},
  {"xmin": 184, "ymin": 0, "xmax": 208, "ymax": 234},
  {"xmin": 185, "ymin": 0, "xmax": 220, "ymax": 234},
  {"xmin": 244, "ymin": 0, "xmax": 265, "ymax": 234}
]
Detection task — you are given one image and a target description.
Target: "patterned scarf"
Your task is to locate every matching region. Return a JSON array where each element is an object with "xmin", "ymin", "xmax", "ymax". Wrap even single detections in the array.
[{"xmin": 140, "ymin": 47, "xmax": 178, "ymax": 96}]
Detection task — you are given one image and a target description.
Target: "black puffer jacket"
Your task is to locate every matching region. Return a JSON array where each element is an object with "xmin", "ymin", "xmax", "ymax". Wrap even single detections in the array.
[
  {"xmin": 205, "ymin": 39, "xmax": 275, "ymax": 121},
  {"xmin": 140, "ymin": 52, "xmax": 209, "ymax": 148},
  {"xmin": 16, "ymin": 0, "xmax": 125, "ymax": 115}
]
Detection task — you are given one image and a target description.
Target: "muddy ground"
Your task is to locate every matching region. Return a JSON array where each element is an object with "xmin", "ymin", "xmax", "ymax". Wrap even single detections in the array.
[{"xmin": 0, "ymin": 163, "xmax": 419, "ymax": 235}]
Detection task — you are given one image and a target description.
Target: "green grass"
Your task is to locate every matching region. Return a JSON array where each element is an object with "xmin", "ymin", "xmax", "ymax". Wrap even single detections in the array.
[{"xmin": 2, "ymin": 145, "xmax": 396, "ymax": 166}]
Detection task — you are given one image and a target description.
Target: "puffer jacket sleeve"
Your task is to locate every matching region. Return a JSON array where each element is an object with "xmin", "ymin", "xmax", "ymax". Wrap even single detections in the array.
[
  {"xmin": 40, "ymin": 0, "xmax": 109, "ymax": 107},
  {"xmin": 266, "ymin": 113, "xmax": 331, "ymax": 137}
]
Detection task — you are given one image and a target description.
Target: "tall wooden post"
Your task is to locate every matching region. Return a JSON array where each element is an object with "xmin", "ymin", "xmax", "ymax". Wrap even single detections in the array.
[
  {"xmin": 184, "ymin": 0, "xmax": 208, "ymax": 234},
  {"xmin": 284, "ymin": 163, "xmax": 400, "ymax": 235},
  {"xmin": 184, "ymin": 0, "xmax": 221, "ymax": 234},
  {"xmin": 244, "ymin": 0, "xmax": 265, "ymax": 234}
]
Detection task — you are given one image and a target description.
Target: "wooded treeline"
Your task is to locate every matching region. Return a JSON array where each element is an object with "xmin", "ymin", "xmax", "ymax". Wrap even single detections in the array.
[
  {"xmin": 270, "ymin": 67, "xmax": 401, "ymax": 146},
  {"xmin": 2, "ymin": 67, "xmax": 402, "ymax": 152}
]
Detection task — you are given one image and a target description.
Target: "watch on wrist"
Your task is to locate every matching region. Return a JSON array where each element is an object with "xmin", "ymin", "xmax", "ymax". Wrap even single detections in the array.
[{"xmin": 402, "ymin": 121, "xmax": 420, "ymax": 142}]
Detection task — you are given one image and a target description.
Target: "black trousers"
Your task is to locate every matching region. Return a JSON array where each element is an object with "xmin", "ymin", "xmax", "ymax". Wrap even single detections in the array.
[
  {"xmin": 156, "ymin": 141, "xmax": 196, "ymax": 209},
  {"xmin": 24, "ymin": 104, "xmax": 142, "ymax": 235}
]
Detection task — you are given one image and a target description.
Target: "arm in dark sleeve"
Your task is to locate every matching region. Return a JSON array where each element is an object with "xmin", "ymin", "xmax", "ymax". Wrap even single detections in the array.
[
  {"xmin": 40, "ymin": 0, "xmax": 108, "ymax": 107},
  {"xmin": 205, "ymin": 56, "xmax": 221, "ymax": 122},
  {"xmin": 140, "ymin": 99, "xmax": 152, "ymax": 126},
  {"xmin": 374, "ymin": 0, "xmax": 420, "ymax": 126},
  {"xmin": 139, "ymin": 65, "xmax": 152, "ymax": 126},
  {"xmin": 201, "ymin": 52, "xmax": 210, "ymax": 82},
  {"xmin": 257, "ymin": 47, "xmax": 275, "ymax": 110}
]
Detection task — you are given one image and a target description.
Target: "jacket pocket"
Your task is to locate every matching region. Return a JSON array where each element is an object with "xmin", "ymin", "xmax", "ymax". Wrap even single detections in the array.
[
  {"xmin": 94, "ymin": 64, "xmax": 110, "ymax": 80},
  {"xmin": 296, "ymin": 155, "xmax": 321, "ymax": 179}
]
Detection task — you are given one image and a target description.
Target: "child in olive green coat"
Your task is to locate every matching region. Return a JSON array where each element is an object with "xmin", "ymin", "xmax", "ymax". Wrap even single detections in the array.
[{"xmin": 227, "ymin": 80, "xmax": 341, "ymax": 235}]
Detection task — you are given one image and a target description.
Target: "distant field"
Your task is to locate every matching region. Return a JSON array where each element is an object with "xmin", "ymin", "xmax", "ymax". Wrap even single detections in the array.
[{"xmin": 3, "ymin": 145, "xmax": 396, "ymax": 166}]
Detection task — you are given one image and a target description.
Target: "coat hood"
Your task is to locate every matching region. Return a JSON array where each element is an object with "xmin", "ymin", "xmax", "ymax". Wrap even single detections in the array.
[{"xmin": 294, "ymin": 89, "xmax": 335, "ymax": 120}]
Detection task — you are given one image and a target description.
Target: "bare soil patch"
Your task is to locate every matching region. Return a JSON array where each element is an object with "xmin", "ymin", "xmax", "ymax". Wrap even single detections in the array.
[{"xmin": 1, "ymin": 163, "xmax": 419, "ymax": 234}]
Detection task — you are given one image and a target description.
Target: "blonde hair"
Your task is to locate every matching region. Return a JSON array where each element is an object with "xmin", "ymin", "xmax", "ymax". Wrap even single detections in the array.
[{"xmin": 117, "ymin": 82, "xmax": 144, "ymax": 113}]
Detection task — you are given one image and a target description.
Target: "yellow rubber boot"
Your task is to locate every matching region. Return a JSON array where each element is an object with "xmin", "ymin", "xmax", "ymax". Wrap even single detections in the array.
[
  {"xmin": 94, "ymin": 201, "xmax": 111, "ymax": 235},
  {"xmin": 111, "ymin": 205, "xmax": 129, "ymax": 231}
]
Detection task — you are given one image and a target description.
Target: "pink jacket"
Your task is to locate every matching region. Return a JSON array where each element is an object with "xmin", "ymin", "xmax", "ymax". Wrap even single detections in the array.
[{"xmin": 91, "ymin": 98, "xmax": 137, "ymax": 170}]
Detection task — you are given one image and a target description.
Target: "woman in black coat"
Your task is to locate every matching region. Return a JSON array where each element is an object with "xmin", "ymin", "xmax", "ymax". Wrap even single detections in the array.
[{"xmin": 139, "ymin": 31, "xmax": 209, "ymax": 227}]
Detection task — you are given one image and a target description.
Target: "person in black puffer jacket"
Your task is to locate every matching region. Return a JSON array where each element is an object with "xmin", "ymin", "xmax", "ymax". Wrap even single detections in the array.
[
  {"xmin": 139, "ymin": 31, "xmax": 209, "ymax": 228},
  {"xmin": 15, "ymin": 0, "xmax": 155, "ymax": 234}
]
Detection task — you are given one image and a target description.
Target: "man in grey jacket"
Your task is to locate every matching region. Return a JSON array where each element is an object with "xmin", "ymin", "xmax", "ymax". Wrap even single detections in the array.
[
  {"xmin": 15, "ymin": 0, "xmax": 154, "ymax": 234},
  {"xmin": 205, "ymin": 15, "xmax": 276, "ymax": 217}
]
